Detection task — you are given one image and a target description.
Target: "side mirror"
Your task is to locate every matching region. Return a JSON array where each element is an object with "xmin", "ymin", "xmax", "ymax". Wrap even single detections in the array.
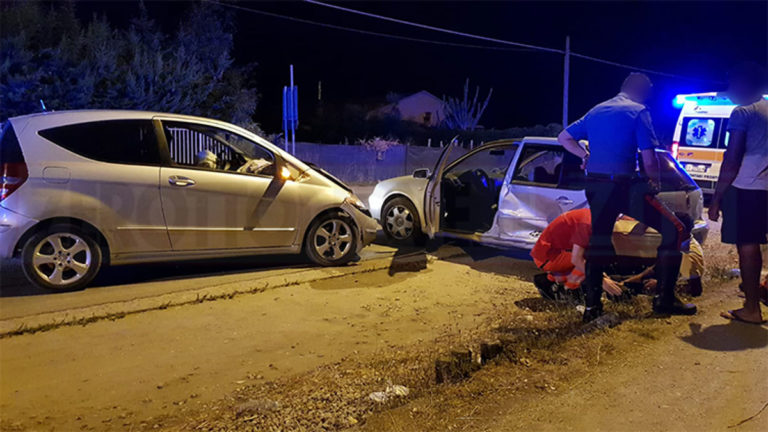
[{"xmin": 413, "ymin": 168, "xmax": 430, "ymax": 178}]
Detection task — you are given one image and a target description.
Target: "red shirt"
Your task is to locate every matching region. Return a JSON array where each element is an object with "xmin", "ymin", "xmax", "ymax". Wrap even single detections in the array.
[{"xmin": 530, "ymin": 208, "xmax": 592, "ymax": 265}]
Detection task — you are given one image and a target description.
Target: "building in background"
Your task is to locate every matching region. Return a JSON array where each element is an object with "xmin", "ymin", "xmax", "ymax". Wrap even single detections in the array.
[{"xmin": 369, "ymin": 90, "xmax": 445, "ymax": 127}]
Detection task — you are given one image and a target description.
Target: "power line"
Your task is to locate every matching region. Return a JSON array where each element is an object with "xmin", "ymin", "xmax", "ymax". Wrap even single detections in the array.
[
  {"xmin": 570, "ymin": 52, "xmax": 718, "ymax": 83},
  {"xmin": 303, "ymin": 0, "xmax": 565, "ymax": 54},
  {"xmin": 304, "ymin": 0, "xmax": 720, "ymax": 83},
  {"xmin": 204, "ymin": 0, "xmax": 532, "ymax": 52}
]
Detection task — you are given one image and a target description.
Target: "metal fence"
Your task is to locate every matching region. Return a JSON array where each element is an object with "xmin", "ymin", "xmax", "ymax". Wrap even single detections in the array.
[{"xmin": 166, "ymin": 127, "xmax": 234, "ymax": 166}]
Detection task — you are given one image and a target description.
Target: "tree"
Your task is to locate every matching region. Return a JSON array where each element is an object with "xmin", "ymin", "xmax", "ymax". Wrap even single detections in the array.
[
  {"xmin": 442, "ymin": 78, "xmax": 493, "ymax": 131},
  {"xmin": 0, "ymin": 1, "xmax": 260, "ymax": 131}
]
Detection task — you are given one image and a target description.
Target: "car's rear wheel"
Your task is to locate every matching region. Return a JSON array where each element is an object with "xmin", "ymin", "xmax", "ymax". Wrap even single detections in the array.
[
  {"xmin": 381, "ymin": 197, "xmax": 426, "ymax": 246},
  {"xmin": 305, "ymin": 212, "xmax": 358, "ymax": 266},
  {"xmin": 21, "ymin": 224, "xmax": 102, "ymax": 291}
]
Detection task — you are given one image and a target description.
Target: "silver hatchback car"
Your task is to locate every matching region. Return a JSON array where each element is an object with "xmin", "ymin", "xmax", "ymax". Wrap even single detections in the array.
[
  {"xmin": 0, "ymin": 110, "xmax": 377, "ymax": 291},
  {"xmin": 369, "ymin": 137, "xmax": 708, "ymax": 257}
]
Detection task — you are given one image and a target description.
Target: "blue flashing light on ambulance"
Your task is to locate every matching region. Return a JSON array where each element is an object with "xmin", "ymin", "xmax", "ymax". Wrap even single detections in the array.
[{"xmin": 671, "ymin": 92, "xmax": 768, "ymax": 194}]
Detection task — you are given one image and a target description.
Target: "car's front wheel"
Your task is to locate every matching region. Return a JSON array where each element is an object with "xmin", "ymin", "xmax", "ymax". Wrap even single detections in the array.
[
  {"xmin": 21, "ymin": 224, "xmax": 103, "ymax": 291},
  {"xmin": 305, "ymin": 212, "xmax": 358, "ymax": 266},
  {"xmin": 381, "ymin": 197, "xmax": 426, "ymax": 246}
]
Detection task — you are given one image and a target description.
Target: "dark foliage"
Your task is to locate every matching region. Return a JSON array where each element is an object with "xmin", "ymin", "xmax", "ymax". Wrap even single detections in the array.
[{"xmin": 0, "ymin": 1, "xmax": 260, "ymax": 131}]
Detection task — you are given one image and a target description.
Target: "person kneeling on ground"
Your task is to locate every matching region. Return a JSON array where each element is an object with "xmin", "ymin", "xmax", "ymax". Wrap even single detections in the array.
[{"xmin": 530, "ymin": 208, "xmax": 623, "ymax": 302}]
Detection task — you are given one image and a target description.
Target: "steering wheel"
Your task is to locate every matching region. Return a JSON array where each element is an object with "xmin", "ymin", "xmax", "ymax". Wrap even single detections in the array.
[
  {"xmin": 216, "ymin": 151, "xmax": 231, "ymax": 171},
  {"xmin": 472, "ymin": 168, "xmax": 492, "ymax": 189},
  {"xmin": 443, "ymin": 173, "xmax": 463, "ymax": 189}
]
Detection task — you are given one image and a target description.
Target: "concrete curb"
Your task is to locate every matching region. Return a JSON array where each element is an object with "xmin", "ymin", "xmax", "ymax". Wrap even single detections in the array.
[{"xmin": 0, "ymin": 245, "xmax": 469, "ymax": 338}]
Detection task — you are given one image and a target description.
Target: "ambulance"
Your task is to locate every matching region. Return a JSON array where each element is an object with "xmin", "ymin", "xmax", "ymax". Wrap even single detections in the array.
[{"xmin": 672, "ymin": 92, "xmax": 768, "ymax": 194}]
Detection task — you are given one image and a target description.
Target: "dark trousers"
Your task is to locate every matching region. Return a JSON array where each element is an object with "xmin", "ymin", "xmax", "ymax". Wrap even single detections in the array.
[{"xmin": 584, "ymin": 177, "xmax": 686, "ymax": 309}]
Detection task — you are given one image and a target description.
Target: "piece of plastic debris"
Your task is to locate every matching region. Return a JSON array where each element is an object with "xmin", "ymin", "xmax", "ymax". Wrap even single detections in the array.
[
  {"xmin": 576, "ymin": 305, "xmax": 586, "ymax": 313},
  {"xmin": 388, "ymin": 384, "xmax": 410, "ymax": 397},
  {"xmin": 368, "ymin": 391, "xmax": 389, "ymax": 403},
  {"xmin": 369, "ymin": 384, "xmax": 410, "ymax": 403}
]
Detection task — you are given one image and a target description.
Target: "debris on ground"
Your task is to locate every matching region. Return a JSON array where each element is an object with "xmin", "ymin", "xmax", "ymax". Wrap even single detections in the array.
[{"xmin": 368, "ymin": 384, "xmax": 410, "ymax": 403}]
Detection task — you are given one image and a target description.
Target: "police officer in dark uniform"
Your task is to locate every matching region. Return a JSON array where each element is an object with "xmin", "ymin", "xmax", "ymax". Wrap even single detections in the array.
[{"xmin": 558, "ymin": 73, "xmax": 697, "ymax": 322}]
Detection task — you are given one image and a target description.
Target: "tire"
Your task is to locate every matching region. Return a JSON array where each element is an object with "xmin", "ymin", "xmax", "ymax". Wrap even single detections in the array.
[
  {"xmin": 21, "ymin": 224, "xmax": 103, "ymax": 291},
  {"xmin": 381, "ymin": 197, "xmax": 427, "ymax": 246},
  {"xmin": 304, "ymin": 212, "xmax": 358, "ymax": 266}
]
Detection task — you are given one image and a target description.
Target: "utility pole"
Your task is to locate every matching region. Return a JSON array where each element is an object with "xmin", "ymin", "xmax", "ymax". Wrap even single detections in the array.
[{"xmin": 562, "ymin": 35, "xmax": 570, "ymax": 128}]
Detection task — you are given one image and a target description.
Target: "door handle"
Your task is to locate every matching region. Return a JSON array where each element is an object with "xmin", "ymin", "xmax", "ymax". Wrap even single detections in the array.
[
  {"xmin": 168, "ymin": 175, "xmax": 196, "ymax": 187},
  {"xmin": 556, "ymin": 196, "xmax": 574, "ymax": 206}
]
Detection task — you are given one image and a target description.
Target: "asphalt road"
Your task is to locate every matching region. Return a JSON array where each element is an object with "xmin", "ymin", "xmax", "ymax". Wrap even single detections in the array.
[{"xmin": 0, "ymin": 239, "xmax": 400, "ymax": 318}]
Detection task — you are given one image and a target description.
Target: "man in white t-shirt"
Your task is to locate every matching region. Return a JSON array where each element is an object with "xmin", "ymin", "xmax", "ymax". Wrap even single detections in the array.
[{"xmin": 708, "ymin": 62, "xmax": 768, "ymax": 325}]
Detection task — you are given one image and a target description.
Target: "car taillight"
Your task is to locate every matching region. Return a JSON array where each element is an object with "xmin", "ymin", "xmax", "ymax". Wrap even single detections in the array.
[
  {"xmin": 671, "ymin": 141, "xmax": 680, "ymax": 159},
  {"xmin": 0, "ymin": 162, "xmax": 28, "ymax": 202}
]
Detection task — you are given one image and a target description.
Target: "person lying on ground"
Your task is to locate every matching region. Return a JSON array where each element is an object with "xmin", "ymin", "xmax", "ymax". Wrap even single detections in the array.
[{"xmin": 620, "ymin": 236, "xmax": 704, "ymax": 297}]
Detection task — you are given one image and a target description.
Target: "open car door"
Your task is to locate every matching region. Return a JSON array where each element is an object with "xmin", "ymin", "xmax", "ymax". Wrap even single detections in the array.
[{"xmin": 423, "ymin": 138, "xmax": 456, "ymax": 238}]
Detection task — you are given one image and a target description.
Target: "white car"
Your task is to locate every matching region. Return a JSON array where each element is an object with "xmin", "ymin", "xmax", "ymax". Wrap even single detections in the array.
[{"xmin": 368, "ymin": 137, "xmax": 708, "ymax": 258}]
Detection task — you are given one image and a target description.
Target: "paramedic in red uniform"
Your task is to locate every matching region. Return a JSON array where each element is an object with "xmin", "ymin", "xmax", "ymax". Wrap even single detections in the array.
[
  {"xmin": 558, "ymin": 72, "xmax": 696, "ymax": 322},
  {"xmin": 530, "ymin": 208, "xmax": 622, "ymax": 296}
]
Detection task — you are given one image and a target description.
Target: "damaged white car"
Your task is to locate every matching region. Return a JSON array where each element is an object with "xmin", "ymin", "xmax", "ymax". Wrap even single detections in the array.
[{"xmin": 368, "ymin": 137, "xmax": 708, "ymax": 258}]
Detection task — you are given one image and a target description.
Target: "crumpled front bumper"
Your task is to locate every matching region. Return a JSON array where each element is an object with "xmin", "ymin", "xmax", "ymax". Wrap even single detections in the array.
[{"xmin": 342, "ymin": 202, "xmax": 379, "ymax": 251}]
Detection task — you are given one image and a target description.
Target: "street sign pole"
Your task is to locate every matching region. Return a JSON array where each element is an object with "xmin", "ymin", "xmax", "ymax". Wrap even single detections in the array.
[
  {"xmin": 282, "ymin": 65, "xmax": 299, "ymax": 154},
  {"xmin": 282, "ymin": 86, "xmax": 289, "ymax": 152},
  {"xmin": 290, "ymin": 65, "xmax": 296, "ymax": 154},
  {"xmin": 562, "ymin": 35, "xmax": 570, "ymax": 128}
]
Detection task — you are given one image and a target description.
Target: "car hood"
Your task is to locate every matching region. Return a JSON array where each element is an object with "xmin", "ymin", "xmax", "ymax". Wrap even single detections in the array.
[{"xmin": 375, "ymin": 175, "xmax": 429, "ymax": 191}]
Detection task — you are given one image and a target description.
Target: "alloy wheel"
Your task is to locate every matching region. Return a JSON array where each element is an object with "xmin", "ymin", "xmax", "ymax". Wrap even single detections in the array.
[
  {"xmin": 31, "ymin": 233, "xmax": 92, "ymax": 286},
  {"xmin": 313, "ymin": 219, "xmax": 353, "ymax": 260}
]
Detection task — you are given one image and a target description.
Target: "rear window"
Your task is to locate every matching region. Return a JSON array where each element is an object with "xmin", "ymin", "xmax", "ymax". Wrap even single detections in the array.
[
  {"xmin": 0, "ymin": 122, "xmax": 25, "ymax": 165},
  {"xmin": 38, "ymin": 120, "xmax": 161, "ymax": 165},
  {"xmin": 679, "ymin": 117, "xmax": 729, "ymax": 149}
]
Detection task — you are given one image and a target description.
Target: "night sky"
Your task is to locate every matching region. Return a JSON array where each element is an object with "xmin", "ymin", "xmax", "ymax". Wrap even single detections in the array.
[{"xmin": 74, "ymin": 1, "xmax": 767, "ymax": 142}]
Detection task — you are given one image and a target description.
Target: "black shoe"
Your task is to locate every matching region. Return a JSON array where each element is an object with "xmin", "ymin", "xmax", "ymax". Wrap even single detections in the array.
[
  {"xmin": 685, "ymin": 278, "xmax": 703, "ymax": 297},
  {"xmin": 534, "ymin": 273, "xmax": 558, "ymax": 301},
  {"xmin": 582, "ymin": 304, "xmax": 604, "ymax": 323},
  {"xmin": 653, "ymin": 296, "xmax": 697, "ymax": 315}
]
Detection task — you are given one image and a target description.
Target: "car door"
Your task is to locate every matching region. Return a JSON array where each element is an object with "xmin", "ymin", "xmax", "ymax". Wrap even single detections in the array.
[
  {"xmin": 494, "ymin": 143, "xmax": 587, "ymax": 248},
  {"xmin": 422, "ymin": 141, "xmax": 455, "ymax": 238},
  {"xmin": 157, "ymin": 119, "xmax": 299, "ymax": 251},
  {"xmin": 35, "ymin": 119, "xmax": 171, "ymax": 255},
  {"xmin": 438, "ymin": 143, "xmax": 519, "ymax": 234}
]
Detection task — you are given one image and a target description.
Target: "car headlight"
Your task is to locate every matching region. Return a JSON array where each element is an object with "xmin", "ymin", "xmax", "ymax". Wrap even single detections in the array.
[{"xmin": 345, "ymin": 196, "xmax": 367, "ymax": 210}]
